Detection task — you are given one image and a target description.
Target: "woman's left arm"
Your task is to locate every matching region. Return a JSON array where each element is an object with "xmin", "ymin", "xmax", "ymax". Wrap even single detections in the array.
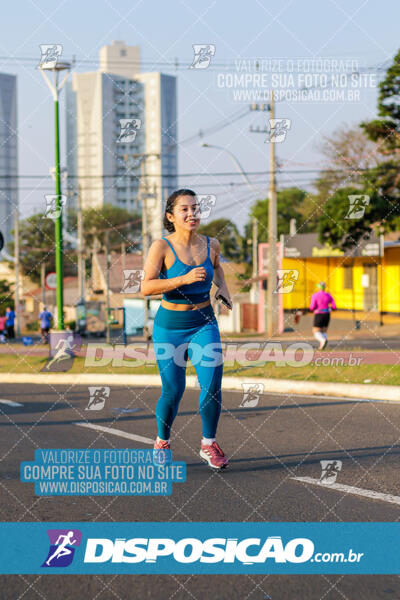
[{"xmin": 211, "ymin": 238, "xmax": 233, "ymax": 310}]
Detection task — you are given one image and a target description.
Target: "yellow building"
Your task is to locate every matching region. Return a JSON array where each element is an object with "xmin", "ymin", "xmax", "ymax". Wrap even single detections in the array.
[{"xmin": 258, "ymin": 234, "xmax": 400, "ymax": 326}]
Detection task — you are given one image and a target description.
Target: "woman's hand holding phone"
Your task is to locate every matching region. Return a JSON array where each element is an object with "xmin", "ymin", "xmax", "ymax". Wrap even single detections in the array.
[{"xmin": 215, "ymin": 289, "xmax": 232, "ymax": 310}]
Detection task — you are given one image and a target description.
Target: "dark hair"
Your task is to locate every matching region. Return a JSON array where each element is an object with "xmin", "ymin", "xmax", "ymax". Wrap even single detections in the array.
[{"xmin": 163, "ymin": 189, "xmax": 196, "ymax": 233}]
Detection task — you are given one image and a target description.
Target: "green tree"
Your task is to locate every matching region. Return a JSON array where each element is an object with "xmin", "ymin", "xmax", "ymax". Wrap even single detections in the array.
[
  {"xmin": 317, "ymin": 186, "xmax": 385, "ymax": 249},
  {"xmin": 198, "ymin": 218, "xmax": 243, "ymax": 261},
  {"xmin": 7, "ymin": 214, "xmax": 75, "ymax": 284},
  {"xmin": 244, "ymin": 187, "xmax": 308, "ymax": 250},
  {"xmin": 316, "ymin": 51, "xmax": 400, "ymax": 248},
  {"xmin": 356, "ymin": 49, "xmax": 400, "ymax": 234},
  {"xmin": 80, "ymin": 204, "xmax": 141, "ymax": 251},
  {"xmin": 361, "ymin": 49, "xmax": 400, "ymax": 155},
  {"xmin": 240, "ymin": 187, "xmax": 311, "ymax": 291},
  {"xmin": 8, "ymin": 205, "xmax": 141, "ymax": 285},
  {"xmin": 314, "ymin": 123, "xmax": 384, "ymax": 198}
]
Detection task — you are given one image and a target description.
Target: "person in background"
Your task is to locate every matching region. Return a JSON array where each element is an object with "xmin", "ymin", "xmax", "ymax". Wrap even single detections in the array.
[
  {"xmin": 0, "ymin": 312, "xmax": 7, "ymax": 342},
  {"xmin": 310, "ymin": 282, "xmax": 336, "ymax": 350},
  {"xmin": 5, "ymin": 307, "xmax": 15, "ymax": 340},
  {"xmin": 39, "ymin": 306, "xmax": 53, "ymax": 343}
]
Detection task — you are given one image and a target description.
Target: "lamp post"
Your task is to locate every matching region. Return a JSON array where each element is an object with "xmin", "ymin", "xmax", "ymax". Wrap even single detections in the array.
[{"xmin": 39, "ymin": 58, "xmax": 71, "ymax": 330}]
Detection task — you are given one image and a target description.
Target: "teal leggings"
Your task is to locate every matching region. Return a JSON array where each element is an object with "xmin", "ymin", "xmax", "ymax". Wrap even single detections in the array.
[{"xmin": 152, "ymin": 305, "xmax": 223, "ymax": 440}]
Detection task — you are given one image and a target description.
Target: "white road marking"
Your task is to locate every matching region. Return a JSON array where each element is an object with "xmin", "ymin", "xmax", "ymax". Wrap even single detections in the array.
[
  {"xmin": 292, "ymin": 476, "xmax": 400, "ymax": 506},
  {"xmin": 227, "ymin": 388, "xmax": 398, "ymax": 404},
  {"xmin": 75, "ymin": 422, "xmax": 153, "ymax": 445},
  {"xmin": 0, "ymin": 399, "xmax": 23, "ymax": 407}
]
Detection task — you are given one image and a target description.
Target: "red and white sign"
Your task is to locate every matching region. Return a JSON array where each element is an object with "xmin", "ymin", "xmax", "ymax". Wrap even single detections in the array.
[{"xmin": 45, "ymin": 272, "xmax": 57, "ymax": 290}]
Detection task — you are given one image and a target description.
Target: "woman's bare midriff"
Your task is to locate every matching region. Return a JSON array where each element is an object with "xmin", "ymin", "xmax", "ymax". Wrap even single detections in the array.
[{"xmin": 161, "ymin": 299, "xmax": 211, "ymax": 311}]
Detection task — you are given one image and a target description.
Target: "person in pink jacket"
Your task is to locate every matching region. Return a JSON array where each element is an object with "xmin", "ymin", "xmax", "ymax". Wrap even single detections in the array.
[{"xmin": 309, "ymin": 282, "xmax": 336, "ymax": 349}]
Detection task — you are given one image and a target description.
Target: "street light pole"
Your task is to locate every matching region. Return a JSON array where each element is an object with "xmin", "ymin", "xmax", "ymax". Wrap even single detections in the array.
[
  {"xmin": 39, "ymin": 59, "xmax": 71, "ymax": 330},
  {"xmin": 54, "ymin": 97, "xmax": 64, "ymax": 329}
]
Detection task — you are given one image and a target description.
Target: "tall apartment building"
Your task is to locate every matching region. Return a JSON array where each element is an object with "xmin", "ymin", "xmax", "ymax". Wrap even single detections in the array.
[
  {"xmin": 0, "ymin": 73, "xmax": 18, "ymax": 250},
  {"xmin": 66, "ymin": 41, "xmax": 177, "ymax": 242}
]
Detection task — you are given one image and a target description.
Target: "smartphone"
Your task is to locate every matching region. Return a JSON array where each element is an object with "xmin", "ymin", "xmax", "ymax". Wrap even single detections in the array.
[{"xmin": 216, "ymin": 294, "xmax": 231, "ymax": 309}]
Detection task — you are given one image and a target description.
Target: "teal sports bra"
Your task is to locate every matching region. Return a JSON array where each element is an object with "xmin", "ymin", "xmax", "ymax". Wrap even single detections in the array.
[{"xmin": 159, "ymin": 236, "xmax": 214, "ymax": 304}]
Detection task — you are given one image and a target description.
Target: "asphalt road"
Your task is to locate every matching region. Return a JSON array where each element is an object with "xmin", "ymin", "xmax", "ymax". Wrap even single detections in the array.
[{"xmin": 0, "ymin": 384, "xmax": 399, "ymax": 599}]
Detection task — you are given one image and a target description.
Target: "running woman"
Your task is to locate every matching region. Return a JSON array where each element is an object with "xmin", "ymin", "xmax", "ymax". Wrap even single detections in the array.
[
  {"xmin": 310, "ymin": 281, "xmax": 336, "ymax": 349},
  {"xmin": 141, "ymin": 189, "xmax": 232, "ymax": 469}
]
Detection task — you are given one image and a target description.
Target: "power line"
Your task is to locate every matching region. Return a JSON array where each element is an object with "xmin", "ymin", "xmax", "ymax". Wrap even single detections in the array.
[
  {"xmin": 0, "ymin": 55, "xmax": 391, "ymax": 73},
  {"xmin": 0, "ymin": 168, "xmax": 369, "ymax": 179},
  {"xmin": 179, "ymin": 107, "xmax": 251, "ymax": 145}
]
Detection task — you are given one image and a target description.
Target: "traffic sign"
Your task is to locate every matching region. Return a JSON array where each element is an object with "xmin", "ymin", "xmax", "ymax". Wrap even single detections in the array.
[{"xmin": 45, "ymin": 272, "xmax": 57, "ymax": 290}]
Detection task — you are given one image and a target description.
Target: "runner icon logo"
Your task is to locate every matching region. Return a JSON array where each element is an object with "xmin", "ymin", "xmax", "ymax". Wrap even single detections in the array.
[
  {"xmin": 44, "ymin": 194, "xmax": 67, "ymax": 220},
  {"xmin": 197, "ymin": 195, "xmax": 216, "ymax": 221},
  {"xmin": 42, "ymin": 529, "xmax": 82, "ymax": 568},
  {"xmin": 117, "ymin": 119, "xmax": 142, "ymax": 143},
  {"xmin": 319, "ymin": 460, "xmax": 342, "ymax": 485},
  {"xmin": 121, "ymin": 269, "xmax": 145, "ymax": 293},
  {"xmin": 190, "ymin": 44, "xmax": 216, "ymax": 69},
  {"xmin": 275, "ymin": 269, "xmax": 299, "ymax": 293},
  {"xmin": 42, "ymin": 333, "xmax": 81, "ymax": 373},
  {"xmin": 345, "ymin": 195, "xmax": 370, "ymax": 219},
  {"xmin": 265, "ymin": 118, "xmax": 291, "ymax": 143},
  {"xmin": 86, "ymin": 386, "xmax": 110, "ymax": 411},
  {"xmin": 39, "ymin": 44, "xmax": 62, "ymax": 69},
  {"xmin": 239, "ymin": 383, "xmax": 264, "ymax": 408}
]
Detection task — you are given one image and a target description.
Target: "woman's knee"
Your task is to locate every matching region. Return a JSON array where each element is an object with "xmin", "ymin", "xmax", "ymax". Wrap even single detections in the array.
[{"xmin": 160, "ymin": 382, "xmax": 185, "ymax": 407}]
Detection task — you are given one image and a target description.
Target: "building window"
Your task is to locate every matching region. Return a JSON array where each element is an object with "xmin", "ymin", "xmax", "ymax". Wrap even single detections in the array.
[
  {"xmin": 343, "ymin": 265, "xmax": 353, "ymax": 289},
  {"xmin": 120, "ymin": 49, "xmax": 127, "ymax": 56}
]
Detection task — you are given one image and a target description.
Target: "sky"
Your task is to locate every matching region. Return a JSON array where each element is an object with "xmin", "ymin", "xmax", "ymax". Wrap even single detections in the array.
[{"xmin": 1, "ymin": 0, "xmax": 399, "ymax": 233}]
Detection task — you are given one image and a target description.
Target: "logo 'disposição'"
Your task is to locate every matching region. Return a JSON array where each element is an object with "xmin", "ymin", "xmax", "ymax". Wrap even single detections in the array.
[{"xmin": 42, "ymin": 529, "xmax": 82, "ymax": 568}]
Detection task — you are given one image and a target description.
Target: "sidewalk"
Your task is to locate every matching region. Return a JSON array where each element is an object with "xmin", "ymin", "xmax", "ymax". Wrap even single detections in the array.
[
  {"xmin": 225, "ymin": 313, "xmax": 400, "ymax": 342},
  {"xmin": 0, "ymin": 372, "xmax": 397, "ymax": 402}
]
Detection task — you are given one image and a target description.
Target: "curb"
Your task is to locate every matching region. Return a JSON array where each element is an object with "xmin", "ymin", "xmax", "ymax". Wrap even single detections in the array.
[{"xmin": 0, "ymin": 373, "xmax": 398, "ymax": 402}]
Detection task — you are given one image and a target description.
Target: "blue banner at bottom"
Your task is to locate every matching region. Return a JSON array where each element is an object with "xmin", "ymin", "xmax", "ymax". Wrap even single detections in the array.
[{"xmin": 0, "ymin": 522, "xmax": 398, "ymax": 574}]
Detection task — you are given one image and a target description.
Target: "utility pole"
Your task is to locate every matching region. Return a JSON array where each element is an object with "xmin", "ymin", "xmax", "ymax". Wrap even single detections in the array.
[
  {"xmin": 249, "ymin": 101, "xmax": 278, "ymax": 336},
  {"xmin": 121, "ymin": 242, "xmax": 126, "ymax": 272},
  {"xmin": 140, "ymin": 158, "xmax": 150, "ymax": 327},
  {"xmin": 14, "ymin": 210, "xmax": 20, "ymax": 337},
  {"xmin": 41, "ymin": 263, "xmax": 46, "ymax": 307},
  {"xmin": 77, "ymin": 192, "xmax": 84, "ymax": 301},
  {"xmin": 267, "ymin": 94, "xmax": 278, "ymax": 337},
  {"xmin": 104, "ymin": 230, "xmax": 111, "ymax": 344},
  {"xmin": 379, "ymin": 228, "xmax": 384, "ymax": 327},
  {"xmin": 252, "ymin": 217, "xmax": 258, "ymax": 303},
  {"xmin": 123, "ymin": 152, "xmax": 160, "ymax": 329}
]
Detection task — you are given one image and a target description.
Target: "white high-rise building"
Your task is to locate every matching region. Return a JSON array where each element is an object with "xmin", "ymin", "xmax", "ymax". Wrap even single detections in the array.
[
  {"xmin": 0, "ymin": 73, "xmax": 18, "ymax": 250},
  {"xmin": 66, "ymin": 41, "xmax": 177, "ymax": 242}
]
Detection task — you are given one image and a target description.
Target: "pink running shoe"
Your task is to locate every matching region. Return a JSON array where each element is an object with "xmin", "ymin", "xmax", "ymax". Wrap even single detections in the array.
[
  {"xmin": 154, "ymin": 437, "xmax": 170, "ymax": 450},
  {"xmin": 153, "ymin": 437, "xmax": 172, "ymax": 465},
  {"xmin": 200, "ymin": 441, "xmax": 229, "ymax": 470}
]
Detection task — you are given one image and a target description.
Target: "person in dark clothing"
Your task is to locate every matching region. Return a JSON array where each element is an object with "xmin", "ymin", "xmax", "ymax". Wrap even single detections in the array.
[{"xmin": 5, "ymin": 307, "xmax": 15, "ymax": 339}]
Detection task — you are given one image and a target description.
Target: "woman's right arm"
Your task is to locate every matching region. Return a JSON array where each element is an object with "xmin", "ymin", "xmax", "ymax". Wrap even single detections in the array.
[{"xmin": 140, "ymin": 240, "xmax": 205, "ymax": 296}]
